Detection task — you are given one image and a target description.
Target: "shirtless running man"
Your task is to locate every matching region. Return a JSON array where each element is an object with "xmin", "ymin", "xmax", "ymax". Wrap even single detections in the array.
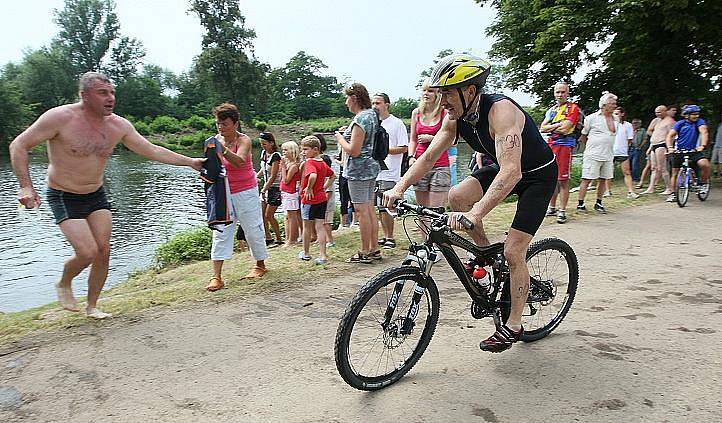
[{"xmin": 9, "ymin": 72, "xmax": 204, "ymax": 319}]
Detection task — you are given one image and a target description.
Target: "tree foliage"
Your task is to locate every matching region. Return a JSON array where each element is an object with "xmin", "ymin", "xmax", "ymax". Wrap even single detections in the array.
[
  {"xmin": 479, "ymin": 0, "xmax": 722, "ymax": 120},
  {"xmin": 53, "ymin": 0, "xmax": 145, "ymax": 81}
]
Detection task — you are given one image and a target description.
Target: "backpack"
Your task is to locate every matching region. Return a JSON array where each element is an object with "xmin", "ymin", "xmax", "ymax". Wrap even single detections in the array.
[
  {"xmin": 573, "ymin": 108, "xmax": 586, "ymax": 140},
  {"xmin": 372, "ymin": 111, "xmax": 389, "ymax": 169}
]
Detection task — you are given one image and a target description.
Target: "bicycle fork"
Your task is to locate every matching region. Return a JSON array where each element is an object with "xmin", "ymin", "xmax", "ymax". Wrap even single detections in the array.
[{"xmin": 382, "ymin": 251, "xmax": 437, "ymax": 337}]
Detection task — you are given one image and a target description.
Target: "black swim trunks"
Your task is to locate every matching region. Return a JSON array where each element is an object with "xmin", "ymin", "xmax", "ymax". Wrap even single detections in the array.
[
  {"xmin": 263, "ymin": 186, "xmax": 282, "ymax": 207},
  {"xmin": 46, "ymin": 186, "xmax": 112, "ymax": 225}
]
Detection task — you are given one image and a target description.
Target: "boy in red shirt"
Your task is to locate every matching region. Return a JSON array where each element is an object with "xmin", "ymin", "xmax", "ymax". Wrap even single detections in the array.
[{"xmin": 299, "ymin": 136, "xmax": 335, "ymax": 264}]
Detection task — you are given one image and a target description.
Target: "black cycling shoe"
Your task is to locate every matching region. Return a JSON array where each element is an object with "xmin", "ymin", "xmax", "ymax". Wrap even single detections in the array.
[{"xmin": 479, "ymin": 324, "xmax": 523, "ymax": 353}]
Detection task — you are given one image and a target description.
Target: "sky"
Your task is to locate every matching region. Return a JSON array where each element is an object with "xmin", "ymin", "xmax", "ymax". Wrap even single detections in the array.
[{"xmin": 0, "ymin": 0, "xmax": 536, "ymax": 106}]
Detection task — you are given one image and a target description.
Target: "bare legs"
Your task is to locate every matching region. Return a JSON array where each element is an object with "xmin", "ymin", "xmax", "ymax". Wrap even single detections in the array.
[
  {"xmin": 57, "ymin": 210, "xmax": 112, "ymax": 318},
  {"xmin": 262, "ymin": 201, "xmax": 282, "ymax": 242},
  {"xmin": 644, "ymin": 147, "xmax": 671, "ymax": 194},
  {"xmin": 353, "ymin": 202, "xmax": 379, "ymax": 254}
]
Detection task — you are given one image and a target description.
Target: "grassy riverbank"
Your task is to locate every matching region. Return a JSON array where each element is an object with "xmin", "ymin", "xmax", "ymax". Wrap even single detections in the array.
[{"xmin": 0, "ymin": 179, "xmax": 663, "ymax": 347}]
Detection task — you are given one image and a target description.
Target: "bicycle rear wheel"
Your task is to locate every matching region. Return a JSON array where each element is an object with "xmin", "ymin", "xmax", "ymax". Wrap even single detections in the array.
[
  {"xmin": 334, "ymin": 266, "xmax": 440, "ymax": 391},
  {"xmin": 676, "ymin": 168, "xmax": 690, "ymax": 207},
  {"xmin": 501, "ymin": 238, "xmax": 579, "ymax": 342}
]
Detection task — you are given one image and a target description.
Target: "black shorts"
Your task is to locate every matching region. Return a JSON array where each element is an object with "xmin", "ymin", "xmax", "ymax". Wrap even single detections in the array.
[
  {"xmin": 301, "ymin": 201, "xmax": 327, "ymax": 220},
  {"xmin": 470, "ymin": 162, "xmax": 557, "ymax": 236},
  {"xmin": 613, "ymin": 156, "xmax": 628, "ymax": 163},
  {"xmin": 651, "ymin": 143, "xmax": 667, "ymax": 152},
  {"xmin": 670, "ymin": 151, "xmax": 706, "ymax": 170},
  {"xmin": 46, "ymin": 186, "xmax": 111, "ymax": 225},
  {"xmin": 263, "ymin": 187, "xmax": 282, "ymax": 207}
]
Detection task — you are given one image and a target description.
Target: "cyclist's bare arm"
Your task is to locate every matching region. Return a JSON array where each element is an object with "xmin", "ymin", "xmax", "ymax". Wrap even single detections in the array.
[
  {"xmin": 467, "ymin": 100, "xmax": 523, "ymax": 222},
  {"xmin": 698, "ymin": 125, "xmax": 709, "ymax": 151},
  {"xmin": 666, "ymin": 128, "xmax": 678, "ymax": 150}
]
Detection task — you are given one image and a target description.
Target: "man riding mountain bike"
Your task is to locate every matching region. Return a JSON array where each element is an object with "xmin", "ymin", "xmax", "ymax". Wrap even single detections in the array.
[{"xmin": 384, "ymin": 54, "xmax": 557, "ymax": 353}]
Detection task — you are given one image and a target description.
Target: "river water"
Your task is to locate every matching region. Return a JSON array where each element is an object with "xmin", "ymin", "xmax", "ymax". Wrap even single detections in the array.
[{"xmin": 0, "ymin": 143, "xmax": 475, "ymax": 312}]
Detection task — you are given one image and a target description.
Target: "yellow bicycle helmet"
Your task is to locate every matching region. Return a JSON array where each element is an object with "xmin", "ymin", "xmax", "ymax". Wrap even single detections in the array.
[
  {"xmin": 429, "ymin": 54, "xmax": 492, "ymax": 119},
  {"xmin": 429, "ymin": 54, "xmax": 492, "ymax": 89}
]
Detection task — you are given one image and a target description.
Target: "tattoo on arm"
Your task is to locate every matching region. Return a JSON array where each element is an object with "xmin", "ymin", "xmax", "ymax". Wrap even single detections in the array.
[{"xmin": 495, "ymin": 134, "xmax": 520, "ymax": 160}]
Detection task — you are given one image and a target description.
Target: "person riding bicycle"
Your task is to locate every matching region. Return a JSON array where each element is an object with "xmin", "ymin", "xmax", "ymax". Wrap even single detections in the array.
[
  {"xmin": 383, "ymin": 54, "xmax": 557, "ymax": 353},
  {"xmin": 666, "ymin": 104, "xmax": 710, "ymax": 200}
]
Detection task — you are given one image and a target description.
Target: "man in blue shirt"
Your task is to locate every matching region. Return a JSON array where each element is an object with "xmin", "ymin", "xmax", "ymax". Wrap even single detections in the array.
[{"xmin": 666, "ymin": 104, "xmax": 710, "ymax": 199}]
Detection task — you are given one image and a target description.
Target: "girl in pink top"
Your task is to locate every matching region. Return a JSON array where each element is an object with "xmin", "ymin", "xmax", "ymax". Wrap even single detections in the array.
[
  {"xmin": 280, "ymin": 141, "xmax": 302, "ymax": 247},
  {"xmin": 407, "ymin": 79, "xmax": 452, "ymax": 208}
]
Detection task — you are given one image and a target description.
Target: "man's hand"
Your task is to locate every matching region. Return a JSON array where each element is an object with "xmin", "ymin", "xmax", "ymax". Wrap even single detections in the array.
[
  {"xmin": 447, "ymin": 211, "xmax": 480, "ymax": 231},
  {"xmin": 190, "ymin": 158, "xmax": 206, "ymax": 171},
  {"xmin": 382, "ymin": 187, "xmax": 404, "ymax": 209},
  {"xmin": 18, "ymin": 186, "xmax": 41, "ymax": 209}
]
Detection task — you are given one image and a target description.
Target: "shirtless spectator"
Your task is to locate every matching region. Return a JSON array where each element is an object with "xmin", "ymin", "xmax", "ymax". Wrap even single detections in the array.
[
  {"xmin": 9, "ymin": 72, "xmax": 204, "ymax": 319},
  {"xmin": 642, "ymin": 105, "xmax": 677, "ymax": 195}
]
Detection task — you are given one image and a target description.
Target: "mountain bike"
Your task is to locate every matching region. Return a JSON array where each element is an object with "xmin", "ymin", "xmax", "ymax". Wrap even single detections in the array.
[
  {"xmin": 673, "ymin": 150, "xmax": 710, "ymax": 207},
  {"xmin": 334, "ymin": 201, "xmax": 579, "ymax": 391}
]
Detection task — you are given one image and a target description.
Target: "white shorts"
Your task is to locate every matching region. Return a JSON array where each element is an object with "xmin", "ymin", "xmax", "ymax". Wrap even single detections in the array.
[
  {"xmin": 211, "ymin": 188, "xmax": 268, "ymax": 261},
  {"xmin": 582, "ymin": 157, "xmax": 614, "ymax": 180},
  {"xmin": 281, "ymin": 190, "xmax": 300, "ymax": 211}
]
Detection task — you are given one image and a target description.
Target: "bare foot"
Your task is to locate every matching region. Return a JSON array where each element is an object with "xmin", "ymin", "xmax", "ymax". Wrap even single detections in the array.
[
  {"xmin": 86, "ymin": 307, "xmax": 112, "ymax": 319},
  {"xmin": 55, "ymin": 282, "xmax": 80, "ymax": 312}
]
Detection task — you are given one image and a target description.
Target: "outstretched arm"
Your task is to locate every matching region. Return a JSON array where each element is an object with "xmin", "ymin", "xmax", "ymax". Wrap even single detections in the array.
[{"xmin": 122, "ymin": 119, "xmax": 203, "ymax": 171}]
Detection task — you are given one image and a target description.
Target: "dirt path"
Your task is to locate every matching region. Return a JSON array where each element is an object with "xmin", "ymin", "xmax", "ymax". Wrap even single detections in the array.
[{"xmin": 2, "ymin": 196, "xmax": 721, "ymax": 422}]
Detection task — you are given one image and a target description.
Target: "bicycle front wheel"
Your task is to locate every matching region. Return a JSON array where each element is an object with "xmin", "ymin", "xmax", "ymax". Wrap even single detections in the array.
[
  {"xmin": 676, "ymin": 168, "xmax": 690, "ymax": 207},
  {"xmin": 501, "ymin": 238, "xmax": 579, "ymax": 342},
  {"xmin": 334, "ymin": 266, "xmax": 440, "ymax": 391}
]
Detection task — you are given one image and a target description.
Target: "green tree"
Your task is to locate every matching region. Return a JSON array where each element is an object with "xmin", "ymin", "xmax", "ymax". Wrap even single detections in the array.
[
  {"xmin": 272, "ymin": 51, "xmax": 343, "ymax": 120},
  {"xmin": 479, "ymin": 0, "xmax": 722, "ymax": 118},
  {"xmin": 114, "ymin": 66, "xmax": 172, "ymax": 119},
  {"xmin": 417, "ymin": 49, "xmax": 454, "ymax": 88},
  {"xmin": 12, "ymin": 47, "xmax": 77, "ymax": 112},
  {"xmin": 390, "ymin": 97, "xmax": 416, "ymax": 119},
  {"xmin": 53, "ymin": 0, "xmax": 145, "ymax": 81},
  {"xmin": 189, "ymin": 0, "xmax": 263, "ymax": 120},
  {"xmin": 0, "ymin": 76, "xmax": 33, "ymax": 151}
]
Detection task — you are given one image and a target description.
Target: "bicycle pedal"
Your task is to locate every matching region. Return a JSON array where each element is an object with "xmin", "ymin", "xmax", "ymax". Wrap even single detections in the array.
[{"xmin": 471, "ymin": 301, "xmax": 493, "ymax": 319}]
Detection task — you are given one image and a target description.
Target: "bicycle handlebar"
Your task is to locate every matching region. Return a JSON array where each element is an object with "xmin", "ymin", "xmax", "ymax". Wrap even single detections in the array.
[{"xmin": 393, "ymin": 200, "xmax": 475, "ymax": 230}]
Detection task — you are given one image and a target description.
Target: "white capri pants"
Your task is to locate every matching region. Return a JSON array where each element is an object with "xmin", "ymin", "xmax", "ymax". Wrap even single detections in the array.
[{"xmin": 211, "ymin": 188, "xmax": 269, "ymax": 261}]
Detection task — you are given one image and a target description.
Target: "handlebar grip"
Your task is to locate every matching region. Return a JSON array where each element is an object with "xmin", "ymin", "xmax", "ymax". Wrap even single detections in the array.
[{"xmin": 459, "ymin": 216, "xmax": 475, "ymax": 230}]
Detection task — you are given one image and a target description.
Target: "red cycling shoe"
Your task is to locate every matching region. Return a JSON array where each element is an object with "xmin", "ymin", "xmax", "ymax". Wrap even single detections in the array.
[{"xmin": 479, "ymin": 324, "xmax": 523, "ymax": 353}]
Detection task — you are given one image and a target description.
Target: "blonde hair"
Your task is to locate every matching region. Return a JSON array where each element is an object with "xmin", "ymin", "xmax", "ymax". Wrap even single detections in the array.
[
  {"xmin": 418, "ymin": 78, "xmax": 442, "ymax": 117},
  {"xmin": 300, "ymin": 135, "xmax": 321, "ymax": 150},
  {"xmin": 281, "ymin": 141, "xmax": 300, "ymax": 163}
]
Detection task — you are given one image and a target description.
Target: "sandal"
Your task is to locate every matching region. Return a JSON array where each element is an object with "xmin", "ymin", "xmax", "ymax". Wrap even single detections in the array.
[
  {"xmin": 369, "ymin": 250, "xmax": 383, "ymax": 261},
  {"xmin": 243, "ymin": 266, "xmax": 267, "ymax": 279},
  {"xmin": 206, "ymin": 277, "xmax": 224, "ymax": 292},
  {"xmin": 346, "ymin": 252, "xmax": 372, "ymax": 264},
  {"xmin": 479, "ymin": 324, "xmax": 523, "ymax": 353},
  {"xmin": 383, "ymin": 239, "xmax": 396, "ymax": 249}
]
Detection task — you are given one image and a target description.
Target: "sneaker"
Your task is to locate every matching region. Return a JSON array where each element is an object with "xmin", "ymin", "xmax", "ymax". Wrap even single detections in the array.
[
  {"xmin": 699, "ymin": 184, "xmax": 709, "ymax": 195},
  {"xmin": 666, "ymin": 194, "xmax": 677, "ymax": 202},
  {"xmin": 298, "ymin": 251, "xmax": 312, "ymax": 261},
  {"xmin": 545, "ymin": 207, "xmax": 557, "ymax": 216},
  {"xmin": 326, "ymin": 242, "xmax": 336, "ymax": 248},
  {"xmin": 378, "ymin": 237, "xmax": 387, "ymax": 245},
  {"xmin": 603, "ymin": 190, "xmax": 612, "ymax": 197},
  {"xmin": 576, "ymin": 204, "xmax": 587, "ymax": 212},
  {"xmin": 594, "ymin": 203, "xmax": 606, "ymax": 213},
  {"xmin": 479, "ymin": 324, "xmax": 524, "ymax": 353},
  {"xmin": 556, "ymin": 211, "xmax": 567, "ymax": 224},
  {"xmin": 314, "ymin": 258, "xmax": 328, "ymax": 265},
  {"xmin": 627, "ymin": 192, "xmax": 640, "ymax": 199},
  {"xmin": 383, "ymin": 239, "xmax": 396, "ymax": 249}
]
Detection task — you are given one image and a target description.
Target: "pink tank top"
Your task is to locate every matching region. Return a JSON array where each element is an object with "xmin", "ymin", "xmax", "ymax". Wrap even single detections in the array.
[
  {"xmin": 415, "ymin": 109, "xmax": 449, "ymax": 168},
  {"xmin": 222, "ymin": 142, "xmax": 257, "ymax": 194}
]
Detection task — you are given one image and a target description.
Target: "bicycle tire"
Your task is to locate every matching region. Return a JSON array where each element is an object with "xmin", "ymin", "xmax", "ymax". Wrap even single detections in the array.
[
  {"xmin": 500, "ymin": 238, "xmax": 578, "ymax": 342},
  {"xmin": 334, "ymin": 266, "xmax": 440, "ymax": 391},
  {"xmin": 697, "ymin": 178, "xmax": 710, "ymax": 201},
  {"xmin": 676, "ymin": 168, "xmax": 690, "ymax": 207}
]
